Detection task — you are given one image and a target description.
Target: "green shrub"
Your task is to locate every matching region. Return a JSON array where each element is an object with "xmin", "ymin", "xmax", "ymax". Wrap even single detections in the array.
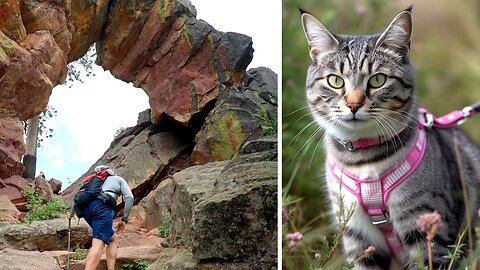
[
  {"xmin": 22, "ymin": 187, "xmax": 42, "ymax": 210},
  {"xmin": 73, "ymin": 245, "xmax": 87, "ymax": 261},
  {"xmin": 122, "ymin": 259, "xmax": 150, "ymax": 270},
  {"xmin": 21, "ymin": 187, "xmax": 68, "ymax": 223},
  {"xmin": 157, "ymin": 217, "xmax": 171, "ymax": 237}
]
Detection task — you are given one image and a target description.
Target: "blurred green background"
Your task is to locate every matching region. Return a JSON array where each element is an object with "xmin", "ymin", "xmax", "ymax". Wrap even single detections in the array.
[{"xmin": 282, "ymin": 0, "xmax": 480, "ymax": 267}]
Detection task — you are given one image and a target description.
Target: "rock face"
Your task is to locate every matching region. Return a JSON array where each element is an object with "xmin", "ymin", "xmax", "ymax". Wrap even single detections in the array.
[
  {"xmin": 132, "ymin": 178, "xmax": 174, "ymax": 231},
  {"xmin": 169, "ymin": 136, "xmax": 277, "ymax": 268},
  {"xmin": 0, "ymin": 218, "xmax": 91, "ymax": 251},
  {"xmin": 192, "ymin": 67, "xmax": 278, "ymax": 164},
  {"xmin": 61, "ymin": 119, "xmax": 191, "ymax": 205},
  {"xmin": 0, "ymin": 117, "xmax": 25, "ymax": 180}
]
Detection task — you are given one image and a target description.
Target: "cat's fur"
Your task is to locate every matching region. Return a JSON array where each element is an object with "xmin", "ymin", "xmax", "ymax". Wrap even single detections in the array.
[{"xmin": 301, "ymin": 7, "xmax": 480, "ymax": 269}]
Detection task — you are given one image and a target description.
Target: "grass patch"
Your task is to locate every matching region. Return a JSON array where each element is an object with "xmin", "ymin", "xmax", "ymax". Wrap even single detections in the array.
[
  {"xmin": 122, "ymin": 259, "xmax": 150, "ymax": 270},
  {"xmin": 157, "ymin": 217, "xmax": 171, "ymax": 237},
  {"xmin": 21, "ymin": 187, "xmax": 68, "ymax": 223}
]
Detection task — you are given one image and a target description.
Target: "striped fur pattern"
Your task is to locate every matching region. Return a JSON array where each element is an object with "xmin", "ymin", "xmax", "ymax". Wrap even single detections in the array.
[{"xmin": 301, "ymin": 8, "xmax": 480, "ymax": 269}]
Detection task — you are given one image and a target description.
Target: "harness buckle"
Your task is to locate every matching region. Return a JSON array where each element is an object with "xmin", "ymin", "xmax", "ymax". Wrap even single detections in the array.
[
  {"xmin": 370, "ymin": 212, "xmax": 390, "ymax": 227},
  {"xmin": 457, "ymin": 106, "xmax": 473, "ymax": 126},
  {"xmin": 423, "ymin": 113, "xmax": 434, "ymax": 129}
]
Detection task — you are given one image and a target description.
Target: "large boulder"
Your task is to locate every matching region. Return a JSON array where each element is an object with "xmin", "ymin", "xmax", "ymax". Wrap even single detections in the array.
[
  {"xmin": 169, "ymin": 136, "xmax": 277, "ymax": 268},
  {"xmin": 0, "ymin": 248, "xmax": 61, "ymax": 270},
  {"xmin": 20, "ymin": 0, "xmax": 73, "ymax": 54},
  {"xmin": 192, "ymin": 67, "xmax": 278, "ymax": 164},
  {"xmin": 0, "ymin": 218, "xmax": 91, "ymax": 251},
  {"xmin": 48, "ymin": 179, "xmax": 62, "ymax": 195},
  {"xmin": 0, "ymin": 117, "xmax": 25, "ymax": 180},
  {"xmin": 34, "ymin": 176, "xmax": 53, "ymax": 204},
  {"xmin": 0, "ymin": 29, "xmax": 67, "ymax": 120}
]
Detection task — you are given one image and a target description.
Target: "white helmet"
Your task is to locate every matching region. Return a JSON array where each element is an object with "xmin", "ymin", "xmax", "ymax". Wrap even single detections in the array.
[{"xmin": 94, "ymin": 165, "xmax": 115, "ymax": 176}]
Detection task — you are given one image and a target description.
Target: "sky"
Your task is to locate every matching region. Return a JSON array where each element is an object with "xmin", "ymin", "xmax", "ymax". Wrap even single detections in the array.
[{"xmin": 36, "ymin": 0, "xmax": 281, "ymax": 189}]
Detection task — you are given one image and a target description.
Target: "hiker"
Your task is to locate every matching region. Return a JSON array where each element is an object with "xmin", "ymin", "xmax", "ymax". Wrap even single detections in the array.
[{"xmin": 70, "ymin": 165, "xmax": 134, "ymax": 270}]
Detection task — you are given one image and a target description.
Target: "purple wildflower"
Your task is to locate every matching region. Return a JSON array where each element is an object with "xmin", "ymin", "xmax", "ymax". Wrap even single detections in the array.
[
  {"xmin": 282, "ymin": 207, "xmax": 288, "ymax": 223},
  {"xmin": 355, "ymin": 5, "xmax": 367, "ymax": 14}
]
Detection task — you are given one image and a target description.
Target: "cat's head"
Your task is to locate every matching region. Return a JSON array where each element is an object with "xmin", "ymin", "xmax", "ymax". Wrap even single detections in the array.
[{"xmin": 301, "ymin": 8, "xmax": 415, "ymax": 141}]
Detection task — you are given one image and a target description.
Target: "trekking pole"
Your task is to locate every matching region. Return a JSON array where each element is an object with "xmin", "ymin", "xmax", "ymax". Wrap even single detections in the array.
[{"xmin": 67, "ymin": 217, "xmax": 71, "ymax": 270}]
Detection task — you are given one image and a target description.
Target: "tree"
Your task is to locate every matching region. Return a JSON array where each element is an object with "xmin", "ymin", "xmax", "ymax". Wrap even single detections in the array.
[
  {"xmin": 22, "ymin": 106, "xmax": 57, "ymax": 179},
  {"xmin": 22, "ymin": 44, "xmax": 96, "ymax": 178}
]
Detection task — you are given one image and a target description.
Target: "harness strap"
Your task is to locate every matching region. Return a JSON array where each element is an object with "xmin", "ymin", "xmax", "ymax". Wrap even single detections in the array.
[
  {"xmin": 327, "ymin": 125, "xmax": 426, "ymax": 261},
  {"xmin": 328, "ymin": 104, "xmax": 479, "ymax": 261}
]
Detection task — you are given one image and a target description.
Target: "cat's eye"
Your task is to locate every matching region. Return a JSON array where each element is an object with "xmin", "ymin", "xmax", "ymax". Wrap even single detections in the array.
[
  {"xmin": 368, "ymin": 73, "xmax": 387, "ymax": 88},
  {"xmin": 327, "ymin": 75, "xmax": 344, "ymax": 89}
]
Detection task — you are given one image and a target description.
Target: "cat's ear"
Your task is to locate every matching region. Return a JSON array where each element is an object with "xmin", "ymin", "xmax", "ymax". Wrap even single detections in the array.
[
  {"xmin": 375, "ymin": 8, "xmax": 412, "ymax": 54},
  {"xmin": 301, "ymin": 12, "xmax": 339, "ymax": 61}
]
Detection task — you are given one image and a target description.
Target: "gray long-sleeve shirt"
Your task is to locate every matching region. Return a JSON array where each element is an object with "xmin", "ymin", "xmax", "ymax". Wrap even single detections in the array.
[{"xmin": 102, "ymin": 175, "xmax": 134, "ymax": 220}]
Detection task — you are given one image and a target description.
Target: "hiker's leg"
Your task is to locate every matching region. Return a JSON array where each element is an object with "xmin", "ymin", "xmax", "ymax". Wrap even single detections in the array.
[
  {"xmin": 106, "ymin": 233, "xmax": 118, "ymax": 270},
  {"xmin": 85, "ymin": 238, "xmax": 105, "ymax": 270}
]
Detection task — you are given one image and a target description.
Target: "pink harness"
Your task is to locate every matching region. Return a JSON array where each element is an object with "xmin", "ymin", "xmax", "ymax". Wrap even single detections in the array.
[{"xmin": 327, "ymin": 104, "xmax": 479, "ymax": 261}]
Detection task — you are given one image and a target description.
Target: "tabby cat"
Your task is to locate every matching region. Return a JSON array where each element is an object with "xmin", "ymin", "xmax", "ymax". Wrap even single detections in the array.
[{"xmin": 301, "ymin": 7, "xmax": 480, "ymax": 269}]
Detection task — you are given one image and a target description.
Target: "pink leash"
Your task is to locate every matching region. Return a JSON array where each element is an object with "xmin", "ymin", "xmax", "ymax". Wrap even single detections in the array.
[{"xmin": 328, "ymin": 103, "xmax": 480, "ymax": 262}]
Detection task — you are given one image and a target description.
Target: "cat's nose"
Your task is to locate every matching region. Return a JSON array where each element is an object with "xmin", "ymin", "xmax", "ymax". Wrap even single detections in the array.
[{"xmin": 346, "ymin": 103, "xmax": 362, "ymax": 114}]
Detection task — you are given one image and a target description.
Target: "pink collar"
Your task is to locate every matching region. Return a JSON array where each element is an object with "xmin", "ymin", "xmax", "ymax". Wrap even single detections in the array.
[
  {"xmin": 334, "ymin": 133, "xmax": 398, "ymax": 151},
  {"xmin": 327, "ymin": 105, "xmax": 477, "ymax": 261}
]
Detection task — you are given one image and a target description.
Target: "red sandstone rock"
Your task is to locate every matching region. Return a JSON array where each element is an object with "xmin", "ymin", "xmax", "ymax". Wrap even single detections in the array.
[
  {"xmin": 48, "ymin": 179, "xmax": 62, "ymax": 195},
  {"xmin": 0, "ymin": 175, "xmax": 30, "ymax": 212},
  {"xmin": 0, "ymin": 117, "xmax": 25, "ymax": 179},
  {"xmin": 0, "ymin": 30, "xmax": 67, "ymax": 120},
  {"xmin": 0, "ymin": 0, "xmax": 26, "ymax": 42},
  {"xmin": 0, "ymin": 195, "xmax": 21, "ymax": 221},
  {"xmin": 97, "ymin": 0, "xmax": 253, "ymax": 125},
  {"xmin": 21, "ymin": 0, "xmax": 73, "ymax": 55},
  {"xmin": 68, "ymin": 0, "xmax": 109, "ymax": 61}
]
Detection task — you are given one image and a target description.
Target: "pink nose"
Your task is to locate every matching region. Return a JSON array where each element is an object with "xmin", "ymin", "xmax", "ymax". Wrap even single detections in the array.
[{"xmin": 346, "ymin": 103, "xmax": 362, "ymax": 114}]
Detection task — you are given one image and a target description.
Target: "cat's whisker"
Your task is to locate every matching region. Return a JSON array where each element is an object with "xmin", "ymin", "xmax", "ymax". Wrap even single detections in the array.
[
  {"xmin": 289, "ymin": 120, "xmax": 317, "ymax": 145},
  {"xmin": 290, "ymin": 125, "xmax": 323, "ymax": 164},
  {"xmin": 308, "ymin": 116, "xmax": 341, "ymax": 169},
  {"xmin": 283, "ymin": 106, "xmax": 310, "ymax": 118},
  {"xmin": 294, "ymin": 111, "xmax": 314, "ymax": 123}
]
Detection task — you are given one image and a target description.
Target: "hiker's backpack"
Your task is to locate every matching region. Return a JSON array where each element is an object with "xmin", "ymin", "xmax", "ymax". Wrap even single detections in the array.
[{"xmin": 73, "ymin": 170, "xmax": 111, "ymax": 218}]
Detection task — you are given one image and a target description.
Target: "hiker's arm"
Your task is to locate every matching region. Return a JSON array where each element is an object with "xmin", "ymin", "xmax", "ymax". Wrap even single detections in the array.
[{"xmin": 119, "ymin": 178, "xmax": 134, "ymax": 222}]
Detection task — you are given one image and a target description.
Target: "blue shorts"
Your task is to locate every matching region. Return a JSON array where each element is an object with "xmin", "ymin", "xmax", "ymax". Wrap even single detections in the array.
[{"xmin": 83, "ymin": 199, "xmax": 115, "ymax": 245}]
